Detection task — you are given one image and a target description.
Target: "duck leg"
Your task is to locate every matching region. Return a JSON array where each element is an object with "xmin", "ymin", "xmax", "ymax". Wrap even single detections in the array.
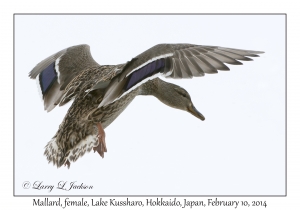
[{"xmin": 93, "ymin": 122, "xmax": 107, "ymax": 158}]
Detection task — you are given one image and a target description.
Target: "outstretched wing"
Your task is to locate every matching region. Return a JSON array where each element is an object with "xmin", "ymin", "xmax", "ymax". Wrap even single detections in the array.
[
  {"xmin": 99, "ymin": 44, "xmax": 264, "ymax": 107},
  {"xmin": 29, "ymin": 44, "xmax": 100, "ymax": 112}
]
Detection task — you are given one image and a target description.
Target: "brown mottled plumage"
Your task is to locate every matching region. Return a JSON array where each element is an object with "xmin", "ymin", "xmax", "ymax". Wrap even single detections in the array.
[{"xmin": 29, "ymin": 44, "xmax": 264, "ymax": 168}]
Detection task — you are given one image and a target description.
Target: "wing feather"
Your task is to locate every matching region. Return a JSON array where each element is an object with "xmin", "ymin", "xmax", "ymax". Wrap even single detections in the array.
[
  {"xmin": 176, "ymin": 51, "xmax": 193, "ymax": 78},
  {"xmin": 29, "ymin": 44, "xmax": 100, "ymax": 112},
  {"xmin": 99, "ymin": 44, "xmax": 264, "ymax": 107}
]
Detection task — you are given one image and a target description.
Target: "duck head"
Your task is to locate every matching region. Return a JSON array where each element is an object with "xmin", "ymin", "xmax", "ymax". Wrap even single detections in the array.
[{"xmin": 155, "ymin": 80, "xmax": 205, "ymax": 121}]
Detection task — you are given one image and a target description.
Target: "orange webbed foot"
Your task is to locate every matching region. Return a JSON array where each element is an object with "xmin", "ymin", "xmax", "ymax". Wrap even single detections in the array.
[{"xmin": 93, "ymin": 122, "xmax": 107, "ymax": 158}]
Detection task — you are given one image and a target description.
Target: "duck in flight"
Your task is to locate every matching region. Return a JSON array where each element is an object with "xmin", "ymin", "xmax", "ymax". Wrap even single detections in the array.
[{"xmin": 29, "ymin": 44, "xmax": 264, "ymax": 168}]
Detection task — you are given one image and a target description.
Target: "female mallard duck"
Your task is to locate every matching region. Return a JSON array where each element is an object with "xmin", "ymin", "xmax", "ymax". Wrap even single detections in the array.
[{"xmin": 29, "ymin": 44, "xmax": 263, "ymax": 168}]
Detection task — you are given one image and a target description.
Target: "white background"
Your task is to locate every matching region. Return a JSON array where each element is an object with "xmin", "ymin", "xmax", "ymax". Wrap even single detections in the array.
[
  {"xmin": 14, "ymin": 15, "xmax": 285, "ymax": 196},
  {"xmin": 3, "ymin": 0, "xmax": 300, "ymax": 209}
]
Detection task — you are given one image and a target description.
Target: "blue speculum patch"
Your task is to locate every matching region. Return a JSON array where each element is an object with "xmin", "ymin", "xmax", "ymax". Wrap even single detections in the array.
[
  {"xmin": 39, "ymin": 62, "xmax": 57, "ymax": 94},
  {"xmin": 124, "ymin": 58, "xmax": 165, "ymax": 91}
]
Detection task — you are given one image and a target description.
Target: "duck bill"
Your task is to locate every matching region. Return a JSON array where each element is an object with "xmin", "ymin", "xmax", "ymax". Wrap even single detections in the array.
[{"xmin": 188, "ymin": 104, "xmax": 205, "ymax": 121}]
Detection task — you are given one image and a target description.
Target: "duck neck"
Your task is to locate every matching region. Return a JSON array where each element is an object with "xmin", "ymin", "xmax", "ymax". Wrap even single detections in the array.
[{"xmin": 139, "ymin": 78, "xmax": 178, "ymax": 106}]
